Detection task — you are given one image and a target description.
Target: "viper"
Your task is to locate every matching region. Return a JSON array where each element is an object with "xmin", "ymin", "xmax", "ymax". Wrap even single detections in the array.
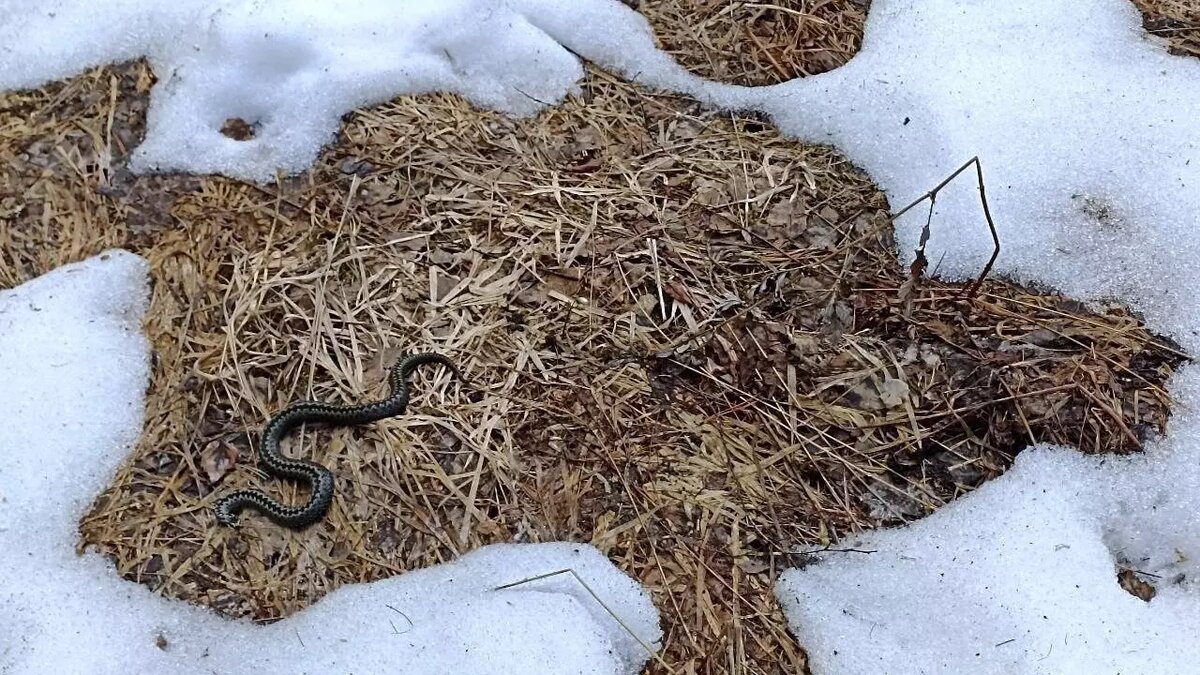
[{"xmin": 214, "ymin": 353, "xmax": 464, "ymax": 528}]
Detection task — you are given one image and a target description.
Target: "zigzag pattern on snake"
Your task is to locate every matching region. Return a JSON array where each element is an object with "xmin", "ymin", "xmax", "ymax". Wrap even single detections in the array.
[{"xmin": 214, "ymin": 352, "xmax": 464, "ymax": 528}]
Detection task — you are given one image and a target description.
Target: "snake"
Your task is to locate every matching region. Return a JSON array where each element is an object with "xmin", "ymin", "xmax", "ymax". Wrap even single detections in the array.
[{"xmin": 214, "ymin": 352, "xmax": 464, "ymax": 528}]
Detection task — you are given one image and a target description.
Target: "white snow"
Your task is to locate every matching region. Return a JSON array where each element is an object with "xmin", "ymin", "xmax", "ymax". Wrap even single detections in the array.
[
  {"xmin": 728, "ymin": 0, "xmax": 1200, "ymax": 357},
  {"xmin": 542, "ymin": 0, "xmax": 1200, "ymax": 671},
  {"xmin": 0, "ymin": 251, "xmax": 660, "ymax": 675},
  {"xmin": 0, "ymin": 0, "xmax": 724, "ymax": 182},
  {"xmin": 4, "ymin": 0, "xmax": 1200, "ymax": 672},
  {"xmin": 0, "ymin": 1, "xmax": 582, "ymax": 180},
  {"xmin": 777, "ymin": 427, "xmax": 1200, "ymax": 674},
  {"xmin": 725, "ymin": 0, "xmax": 1200, "ymax": 672}
]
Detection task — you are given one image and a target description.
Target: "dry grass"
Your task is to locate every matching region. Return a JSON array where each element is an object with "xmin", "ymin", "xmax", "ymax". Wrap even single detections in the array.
[
  {"xmin": 0, "ymin": 3, "xmax": 1193, "ymax": 674},
  {"xmin": 637, "ymin": 0, "xmax": 870, "ymax": 85},
  {"xmin": 1134, "ymin": 0, "xmax": 1200, "ymax": 58}
]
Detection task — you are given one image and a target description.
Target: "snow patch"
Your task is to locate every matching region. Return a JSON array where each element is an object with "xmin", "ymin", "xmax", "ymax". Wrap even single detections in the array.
[{"xmin": 0, "ymin": 252, "xmax": 660, "ymax": 674}]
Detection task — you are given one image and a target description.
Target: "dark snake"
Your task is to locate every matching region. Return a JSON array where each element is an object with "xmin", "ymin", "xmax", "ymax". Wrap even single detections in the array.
[{"xmin": 214, "ymin": 353, "xmax": 464, "ymax": 528}]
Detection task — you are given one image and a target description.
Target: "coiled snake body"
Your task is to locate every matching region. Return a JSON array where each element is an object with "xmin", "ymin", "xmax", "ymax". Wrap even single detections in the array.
[{"xmin": 214, "ymin": 353, "xmax": 463, "ymax": 528}]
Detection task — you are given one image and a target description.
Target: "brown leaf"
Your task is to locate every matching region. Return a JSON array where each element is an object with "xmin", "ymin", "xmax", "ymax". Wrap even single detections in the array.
[
  {"xmin": 1117, "ymin": 568, "xmax": 1157, "ymax": 602},
  {"xmin": 726, "ymin": 175, "xmax": 750, "ymax": 202},
  {"xmin": 879, "ymin": 377, "xmax": 911, "ymax": 408},
  {"xmin": 201, "ymin": 437, "xmax": 240, "ymax": 484},
  {"xmin": 819, "ymin": 300, "xmax": 853, "ymax": 338},
  {"xmin": 1019, "ymin": 328, "xmax": 1067, "ymax": 348},
  {"xmin": 897, "ymin": 276, "xmax": 917, "ymax": 320},
  {"xmin": 767, "ymin": 199, "xmax": 811, "ymax": 241},
  {"xmin": 428, "ymin": 248, "xmax": 456, "ymax": 266},
  {"xmin": 818, "ymin": 205, "xmax": 841, "ymax": 224},
  {"xmin": 694, "ymin": 178, "xmax": 727, "ymax": 207},
  {"xmin": 431, "ymin": 266, "xmax": 461, "ymax": 302},
  {"xmin": 219, "ymin": 117, "xmax": 256, "ymax": 141},
  {"xmin": 804, "ymin": 224, "xmax": 837, "ymax": 250},
  {"xmin": 844, "ymin": 381, "xmax": 885, "ymax": 411},
  {"xmin": 664, "ymin": 280, "xmax": 695, "ymax": 307}
]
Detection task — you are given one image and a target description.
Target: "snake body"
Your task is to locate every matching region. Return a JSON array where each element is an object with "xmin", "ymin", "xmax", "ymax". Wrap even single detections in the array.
[{"xmin": 214, "ymin": 353, "xmax": 463, "ymax": 528}]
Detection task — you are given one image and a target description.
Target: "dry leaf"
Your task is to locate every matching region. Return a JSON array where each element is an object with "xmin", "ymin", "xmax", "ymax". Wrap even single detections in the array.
[
  {"xmin": 694, "ymin": 178, "xmax": 727, "ymax": 207},
  {"xmin": 200, "ymin": 437, "xmax": 239, "ymax": 484},
  {"xmin": 664, "ymin": 280, "xmax": 695, "ymax": 307},
  {"xmin": 1019, "ymin": 328, "xmax": 1066, "ymax": 348},
  {"xmin": 219, "ymin": 117, "xmax": 256, "ymax": 141},
  {"xmin": 879, "ymin": 377, "xmax": 911, "ymax": 408},
  {"xmin": 1117, "ymin": 568, "xmax": 1157, "ymax": 602},
  {"xmin": 430, "ymin": 266, "xmax": 461, "ymax": 302},
  {"xmin": 817, "ymin": 205, "xmax": 841, "ymax": 224},
  {"xmin": 845, "ymin": 381, "xmax": 885, "ymax": 411}
]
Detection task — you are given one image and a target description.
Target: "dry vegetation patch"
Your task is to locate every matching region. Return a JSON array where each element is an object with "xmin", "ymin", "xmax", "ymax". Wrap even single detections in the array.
[
  {"xmin": 635, "ymin": 0, "xmax": 870, "ymax": 85},
  {"xmin": 0, "ymin": 3, "xmax": 1193, "ymax": 673},
  {"xmin": 1135, "ymin": 0, "xmax": 1200, "ymax": 58}
]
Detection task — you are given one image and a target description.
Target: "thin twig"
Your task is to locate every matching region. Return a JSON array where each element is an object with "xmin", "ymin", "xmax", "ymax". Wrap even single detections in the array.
[
  {"xmin": 892, "ymin": 156, "xmax": 1001, "ymax": 298},
  {"xmin": 495, "ymin": 568, "xmax": 676, "ymax": 674}
]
